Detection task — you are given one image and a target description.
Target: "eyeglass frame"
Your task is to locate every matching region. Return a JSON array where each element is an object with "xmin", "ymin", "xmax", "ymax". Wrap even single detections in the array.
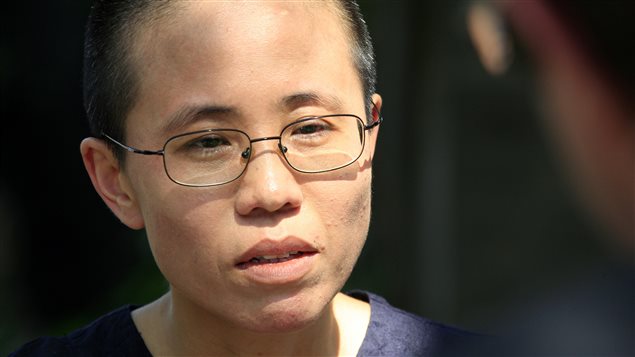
[{"xmin": 101, "ymin": 112, "xmax": 382, "ymax": 187}]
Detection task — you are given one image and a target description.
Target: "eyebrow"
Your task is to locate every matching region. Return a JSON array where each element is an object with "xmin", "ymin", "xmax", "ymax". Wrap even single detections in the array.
[
  {"xmin": 162, "ymin": 104, "xmax": 237, "ymax": 135},
  {"xmin": 161, "ymin": 92, "xmax": 343, "ymax": 135},
  {"xmin": 279, "ymin": 92, "xmax": 344, "ymax": 113}
]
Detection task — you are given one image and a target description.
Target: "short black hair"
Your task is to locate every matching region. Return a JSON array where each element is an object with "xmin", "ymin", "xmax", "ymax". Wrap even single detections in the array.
[
  {"xmin": 83, "ymin": 0, "xmax": 178, "ymax": 162},
  {"xmin": 336, "ymin": 0, "xmax": 378, "ymax": 117},
  {"xmin": 83, "ymin": 0, "xmax": 377, "ymax": 163}
]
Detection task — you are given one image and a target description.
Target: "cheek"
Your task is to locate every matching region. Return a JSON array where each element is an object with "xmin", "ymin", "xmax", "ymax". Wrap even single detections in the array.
[
  {"xmin": 311, "ymin": 171, "xmax": 373, "ymax": 269},
  {"xmin": 145, "ymin": 203, "xmax": 208, "ymax": 271},
  {"xmin": 136, "ymin": 185, "xmax": 236, "ymax": 286},
  {"xmin": 323, "ymin": 166, "xmax": 372, "ymax": 225},
  {"xmin": 322, "ymin": 183, "xmax": 371, "ymax": 231}
]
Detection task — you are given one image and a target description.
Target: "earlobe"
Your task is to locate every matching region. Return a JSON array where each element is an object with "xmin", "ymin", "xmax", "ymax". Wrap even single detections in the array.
[{"xmin": 80, "ymin": 138, "xmax": 145, "ymax": 230}]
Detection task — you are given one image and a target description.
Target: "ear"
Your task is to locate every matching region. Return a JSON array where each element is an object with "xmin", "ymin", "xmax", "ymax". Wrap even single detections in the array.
[
  {"xmin": 366, "ymin": 93, "xmax": 382, "ymax": 161},
  {"xmin": 80, "ymin": 138, "xmax": 145, "ymax": 229}
]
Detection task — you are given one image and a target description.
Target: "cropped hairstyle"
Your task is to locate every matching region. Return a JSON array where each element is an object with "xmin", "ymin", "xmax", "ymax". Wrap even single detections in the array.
[{"xmin": 83, "ymin": 0, "xmax": 377, "ymax": 162}]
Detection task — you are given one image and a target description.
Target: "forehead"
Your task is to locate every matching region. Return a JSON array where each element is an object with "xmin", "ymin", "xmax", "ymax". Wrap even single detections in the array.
[
  {"xmin": 154, "ymin": 2, "xmax": 339, "ymax": 52},
  {"xmin": 126, "ymin": 1, "xmax": 362, "ymax": 139}
]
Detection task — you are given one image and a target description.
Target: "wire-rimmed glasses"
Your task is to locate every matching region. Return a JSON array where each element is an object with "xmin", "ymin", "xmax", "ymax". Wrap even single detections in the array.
[{"xmin": 102, "ymin": 114, "xmax": 382, "ymax": 187}]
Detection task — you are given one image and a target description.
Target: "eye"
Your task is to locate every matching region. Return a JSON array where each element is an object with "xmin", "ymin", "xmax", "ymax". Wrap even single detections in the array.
[
  {"xmin": 291, "ymin": 120, "xmax": 331, "ymax": 136},
  {"xmin": 189, "ymin": 135, "xmax": 230, "ymax": 149},
  {"xmin": 174, "ymin": 133, "xmax": 235, "ymax": 159}
]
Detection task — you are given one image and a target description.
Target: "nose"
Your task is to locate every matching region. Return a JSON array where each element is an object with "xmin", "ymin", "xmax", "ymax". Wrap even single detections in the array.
[{"xmin": 234, "ymin": 139, "xmax": 303, "ymax": 216}]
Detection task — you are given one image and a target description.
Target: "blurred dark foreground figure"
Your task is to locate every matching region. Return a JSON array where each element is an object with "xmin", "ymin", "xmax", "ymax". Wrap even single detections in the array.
[{"xmin": 468, "ymin": 0, "xmax": 634, "ymax": 355}]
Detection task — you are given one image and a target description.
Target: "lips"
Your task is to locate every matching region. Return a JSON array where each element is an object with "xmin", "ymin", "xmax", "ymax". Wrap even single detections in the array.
[
  {"xmin": 234, "ymin": 237, "xmax": 319, "ymax": 284},
  {"xmin": 243, "ymin": 251, "xmax": 305, "ymax": 265},
  {"xmin": 235, "ymin": 237, "xmax": 318, "ymax": 268}
]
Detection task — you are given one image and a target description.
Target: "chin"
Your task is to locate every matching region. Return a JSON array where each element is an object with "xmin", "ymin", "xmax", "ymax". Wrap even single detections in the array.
[
  {"xmin": 248, "ymin": 309, "xmax": 321, "ymax": 333},
  {"xmin": 236, "ymin": 289, "xmax": 332, "ymax": 334}
]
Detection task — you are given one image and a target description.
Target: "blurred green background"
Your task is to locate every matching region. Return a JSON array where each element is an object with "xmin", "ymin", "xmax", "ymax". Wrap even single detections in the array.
[{"xmin": 0, "ymin": 1, "xmax": 618, "ymax": 354}]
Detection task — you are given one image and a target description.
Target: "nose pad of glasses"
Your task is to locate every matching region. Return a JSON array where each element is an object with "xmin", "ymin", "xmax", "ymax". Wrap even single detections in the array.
[
  {"xmin": 241, "ymin": 147, "xmax": 251, "ymax": 159},
  {"xmin": 278, "ymin": 143, "xmax": 288, "ymax": 154}
]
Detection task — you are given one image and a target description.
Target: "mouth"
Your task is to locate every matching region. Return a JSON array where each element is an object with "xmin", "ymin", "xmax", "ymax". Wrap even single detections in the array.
[
  {"xmin": 234, "ymin": 237, "xmax": 319, "ymax": 284},
  {"xmin": 236, "ymin": 251, "xmax": 316, "ymax": 269}
]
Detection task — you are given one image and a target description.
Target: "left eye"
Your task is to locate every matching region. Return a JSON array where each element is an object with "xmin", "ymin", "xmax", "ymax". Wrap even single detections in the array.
[
  {"xmin": 295, "ymin": 123, "xmax": 325, "ymax": 135},
  {"xmin": 291, "ymin": 120, "xmax": 331, "ymax": 136}
]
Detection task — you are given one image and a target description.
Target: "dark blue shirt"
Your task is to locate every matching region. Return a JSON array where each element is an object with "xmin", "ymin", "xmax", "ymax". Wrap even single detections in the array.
[{"xmin": 11, "ymin": 291, "xmax": 476, "ymax": 356}]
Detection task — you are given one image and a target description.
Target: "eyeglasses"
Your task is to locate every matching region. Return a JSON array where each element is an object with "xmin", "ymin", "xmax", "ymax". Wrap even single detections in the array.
[{"xmin": 102, "ymin": 114, "xmax": 382, "ymax": 187}]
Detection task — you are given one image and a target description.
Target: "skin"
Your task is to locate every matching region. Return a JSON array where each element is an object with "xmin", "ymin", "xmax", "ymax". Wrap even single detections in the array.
[{"xmin": 81, "ymin": 1, "xmax": 381, "ymax": 356}]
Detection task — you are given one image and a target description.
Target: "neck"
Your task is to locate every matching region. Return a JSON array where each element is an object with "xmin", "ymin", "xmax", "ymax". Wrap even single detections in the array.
[{"xmin": 133, "ymin": 290, "xmax": 368, "ymax": 356}]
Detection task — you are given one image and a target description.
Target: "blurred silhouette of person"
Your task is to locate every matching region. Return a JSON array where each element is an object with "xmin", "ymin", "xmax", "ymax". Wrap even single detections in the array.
[{"xmin": 468, "ymin": 0, "xmax": 634, "ymax": 354}]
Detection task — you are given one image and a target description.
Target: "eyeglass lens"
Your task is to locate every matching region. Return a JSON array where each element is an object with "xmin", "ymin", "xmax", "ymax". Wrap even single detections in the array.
[{"xmin": 162, "ymin": 115, "xmax": 366, "ymax": 186}]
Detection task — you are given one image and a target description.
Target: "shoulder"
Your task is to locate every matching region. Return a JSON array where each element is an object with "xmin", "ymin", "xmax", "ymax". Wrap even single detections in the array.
[
  {"xmin": 9, "ymin": 305, "xmax": 151, "ymax": 357},
  {"xmin": 348, "ymin": 290, "xmax": 483, "ymax": 357}
]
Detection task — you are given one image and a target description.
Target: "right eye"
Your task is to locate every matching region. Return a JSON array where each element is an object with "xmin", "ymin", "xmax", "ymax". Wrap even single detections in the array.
[
  {"xmin": 187, "ymin": 135, "xmax": 230, "ymax": 149},
  {"xmin": 175, "ymin": 133, "xmax": 234, "ymax": 159}
]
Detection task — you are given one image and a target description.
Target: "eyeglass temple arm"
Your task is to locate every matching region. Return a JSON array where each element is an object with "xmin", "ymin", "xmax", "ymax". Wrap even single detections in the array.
[
  {"xmin": 101, "ymin": 133, "xmax": 164, "ymax": 156},
  {"xmin": 365, "ymin": 104, "xmax": 383, "ymax": 130},
  {"xmin": 365, "ymin": 116, "xmax": 382, "ymax": 130}
]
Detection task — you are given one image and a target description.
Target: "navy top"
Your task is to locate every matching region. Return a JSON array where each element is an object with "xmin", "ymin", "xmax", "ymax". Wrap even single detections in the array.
[{"xmin": 11, "ymin": 291, "xmax": 476, "ymax": 356}]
